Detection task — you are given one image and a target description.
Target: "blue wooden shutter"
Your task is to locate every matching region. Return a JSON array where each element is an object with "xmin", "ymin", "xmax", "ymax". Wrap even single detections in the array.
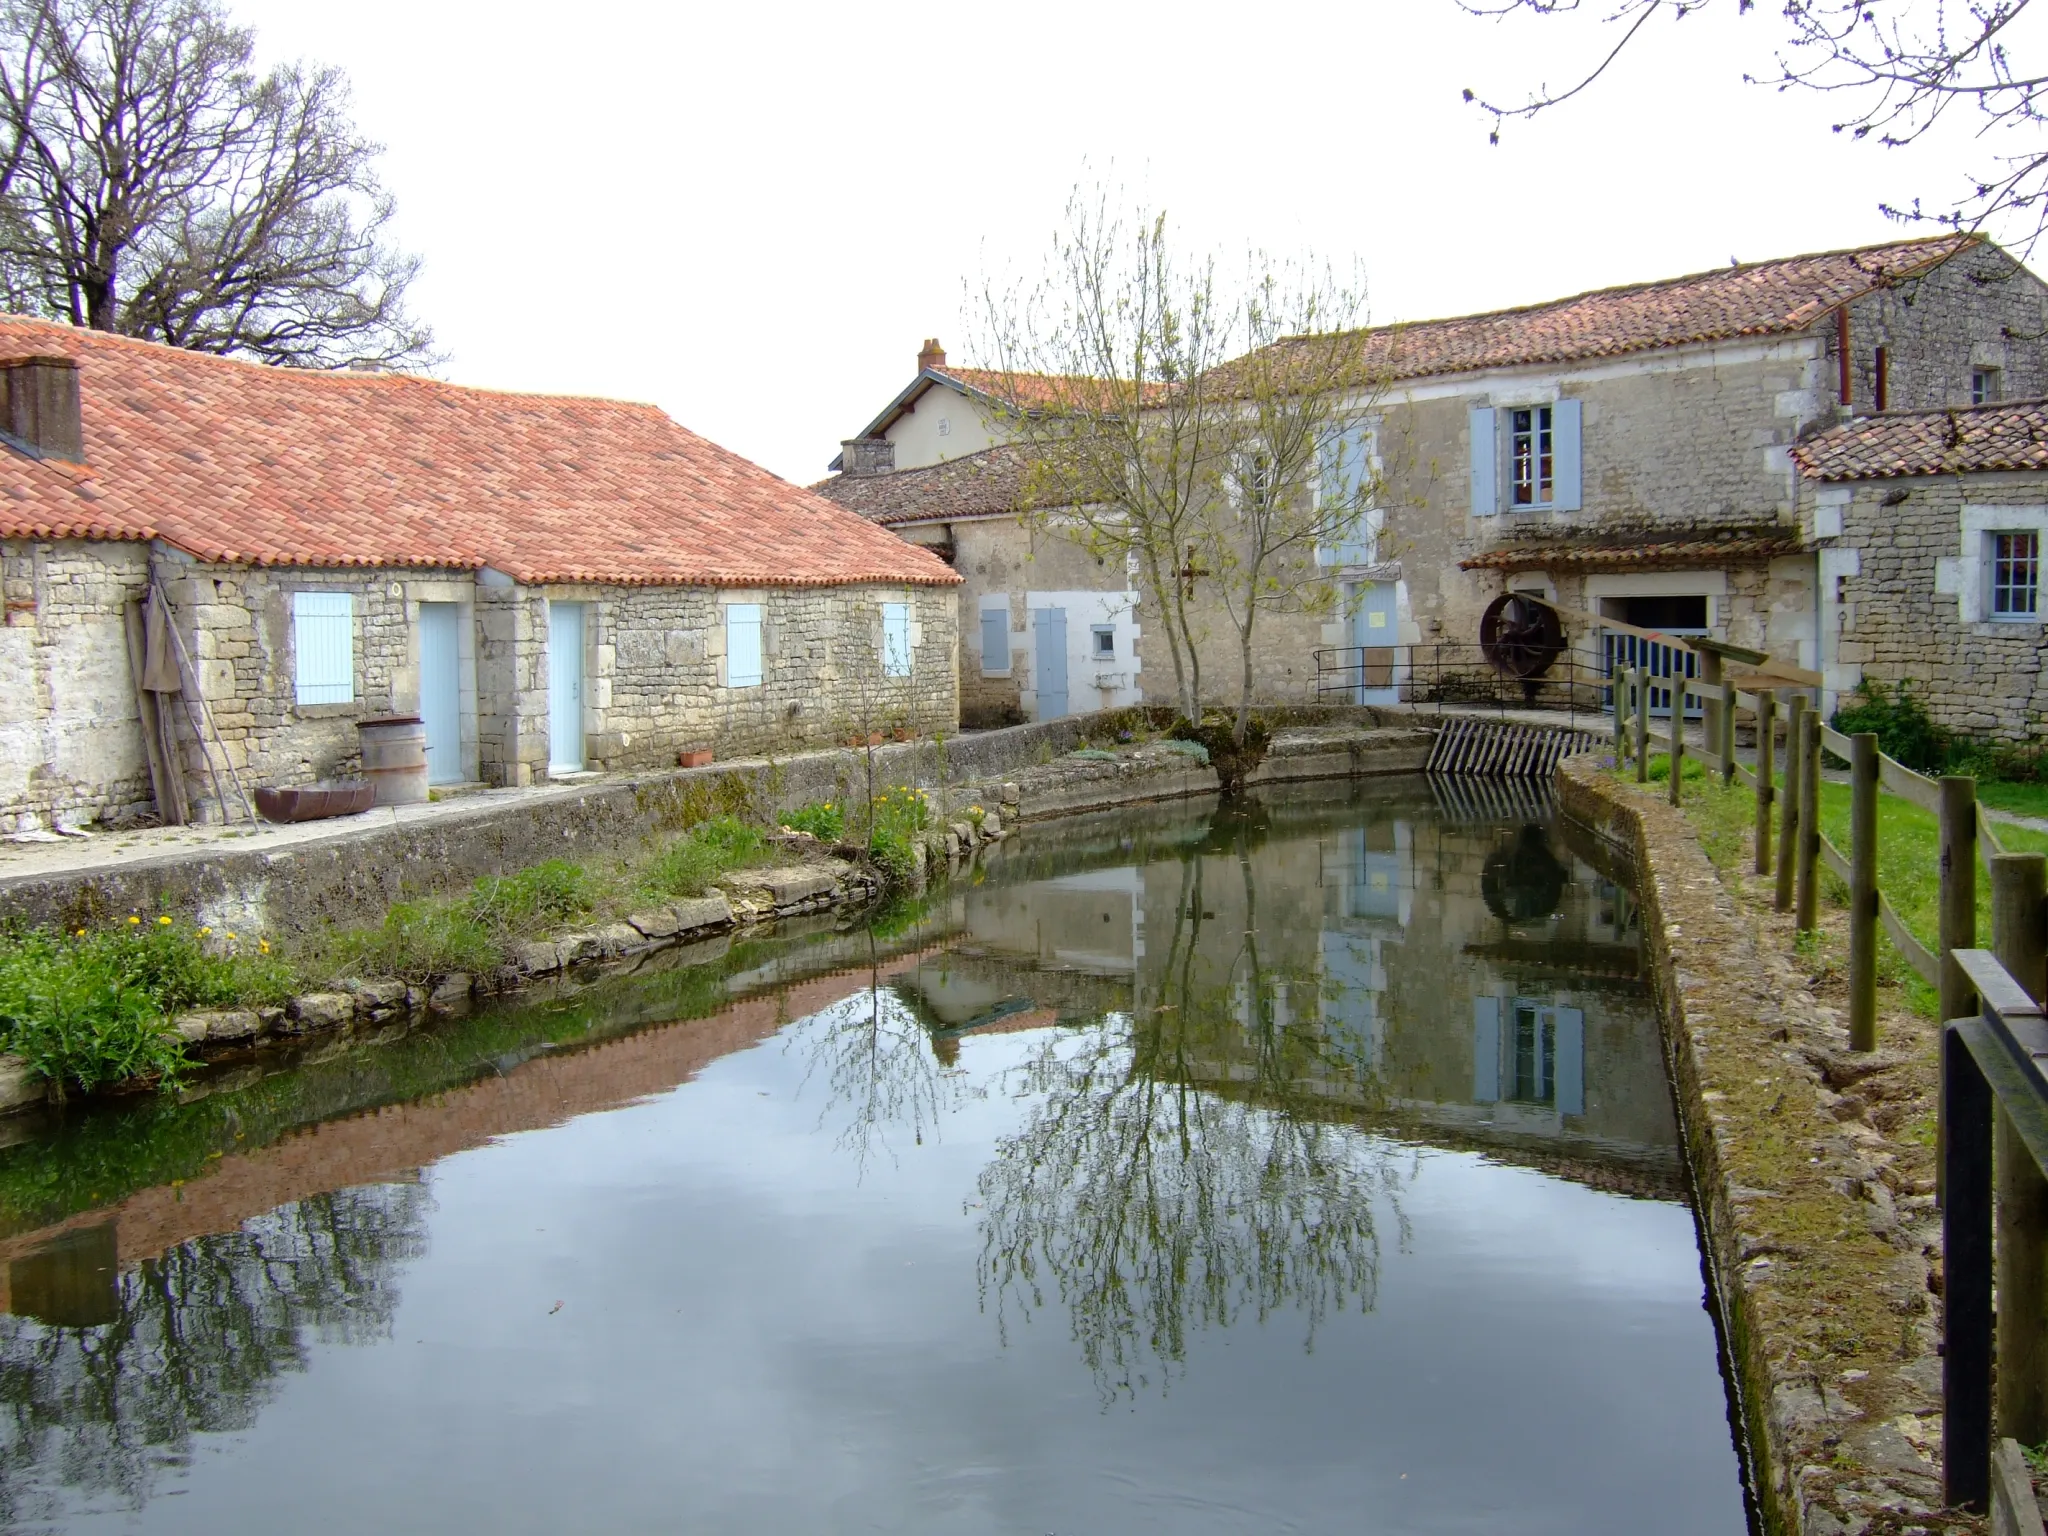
[
  {"xmin": 1318, "ymin": 430, "xmax": 1343, "ymax": 508},
  {"xmin": 1469, "ymin": 406, "xmax": 1497, "ymax": 516},
  {"xmin": 725, "ymin": 603, "xmax": 763, "ymax": 687},
  {"xmin": 1553, "ymin": 1004, "xmax": 1585, "ymax": 1115},
  {"xmin": 1552, "ymin": 398, "xmax": 1583, "ymax": 511},
  {"xmin": 979, "ymin": 608, "xmax": 1008, "ymax": 676},
  {"xmin": 292, "ymin": 591, "xmax": 354, "ymax": 704},
  {"xmin": 882, "ymin": 602, "xmax": 912, "ymax": 677},
  {"xmin": 1472, "ymin": 995, "xmax": 1500, "ymax": 1102}
]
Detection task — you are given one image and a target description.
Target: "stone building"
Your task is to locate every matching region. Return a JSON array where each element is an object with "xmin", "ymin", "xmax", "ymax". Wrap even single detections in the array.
[
  {"xmin": 0, "ymin": 321, "xmax": 958, "ymax": 830},
  {"xmin": 1199, "ymin": 231, "xmax": 2048, "ymax": 709},
  {"xmin": 834, "ymin": 235, "xmax": 2048, "ymax": 720},
  {"xmin": 815, "ymin": 443, "xmax": 1139, "ymax": 727},
  {"xmin": 1791, "ymin": 399, "xmax": 2048, "ymax": 737}
]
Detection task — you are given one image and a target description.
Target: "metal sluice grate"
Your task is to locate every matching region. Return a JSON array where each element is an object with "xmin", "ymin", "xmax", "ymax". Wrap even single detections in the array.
[{"xmin": 1424, "ymin": 717, "xmax": 1602, "ymax": 779}]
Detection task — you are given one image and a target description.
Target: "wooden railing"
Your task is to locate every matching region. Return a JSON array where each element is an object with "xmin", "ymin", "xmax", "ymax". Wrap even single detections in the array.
[{"xmin": 1611, "ymin": 667, "xmax": 2039, "ymax": 1052}]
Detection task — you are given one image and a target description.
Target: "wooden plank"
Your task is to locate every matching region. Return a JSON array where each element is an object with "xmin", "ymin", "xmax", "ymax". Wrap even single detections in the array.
[
  {"xmin": 1821, "ymin": 836, "xmax": 1851, "ymax": 881},
  {"xmin": 1879, "ymin": 754, "xmax": 1943, "ymax": 813},
  {"xmin": 1980, "ymin": 805, "xmax": 2009, "ymax": 866},
  {"xmin": 1880, "ymin": 894, "xmax": 1942, "ymax": 987},
  {"xmin": 1820, "ymin": 724, "xmax": 1856, "ymax": 763}
]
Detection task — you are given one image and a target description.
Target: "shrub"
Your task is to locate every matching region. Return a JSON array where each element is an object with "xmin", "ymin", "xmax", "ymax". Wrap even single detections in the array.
[
  {"xmin": 0, "ymin": 917, "xmax": 283, "ymax": 1094},
  {"xmin": 640, "ymin": 816, "xmax": 769, "ymax": 899},
  {"xmin": 326, "ymin": 900, "xmax": 498, "ymax": 983},
  {"xmin": 1832, "ymin": 680, "xmax": 1948, "ymax": 773},
  {"xmin": 1158, "ymin": 738, "xmax": 1211, "ymax": 765},
  {"xmin": 783, "ymin": 800, "xmax": 844, "ymax": 841},
  {"xmin": 868, "ymin": 827, "xmax": 916, "ymax": 887},
  {"xmin": 468, "ymin": 859, "xmax": 592, "ymax": 935},
  {"xmin": 870, "ymin": 785, "xmax": 931, "ymax": 839}
]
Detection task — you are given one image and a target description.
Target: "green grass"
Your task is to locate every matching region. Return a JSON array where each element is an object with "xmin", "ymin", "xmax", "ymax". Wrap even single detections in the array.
[
  {"xmin": 1631, "ymin": 764, "xmax": 2048, "ymax": 1016},
  {"xmin": 1975, "ymin": 780, "xmax": 2048, "ymax": 821}
]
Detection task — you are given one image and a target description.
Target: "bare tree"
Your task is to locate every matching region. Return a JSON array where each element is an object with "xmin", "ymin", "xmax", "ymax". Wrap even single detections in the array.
[
  {"xmin": 1196, "ymin": 259, "xmax": 1381, "ymax": 750},
  {"xmin": 1458, "ymin": 0, "xmax": 2048, "ymax": 246},
  {"xmin": 976, "ymin": 187, "xmax": 1381, "ymax": 761},
  {"xmin": 974, "ymin": 186, "xmax": 1235, "ymax": 723},
  {"xmin": 0, "ymin": 0, "xmax": 433, "ymax": 366}
]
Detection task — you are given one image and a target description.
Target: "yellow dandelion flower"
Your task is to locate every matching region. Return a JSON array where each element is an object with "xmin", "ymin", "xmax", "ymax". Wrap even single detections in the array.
[
  {"xmin": 226, "ymin": 931, "xmax": 236, "ymax": 940},
  {"xmin": 157, "ymin": 915, "xmax": 173, "ymax": 926},
  {"xmin": 198, "ymin": 926, "xmax": 212, "ymax": 937},
  {"xmin": 127, "ymin": 915, "xmax": 140, "ymax": 925},
  {"xmin": 73, "ymin": 928, "xmax": 84, "ymax": 938},
  {"xmin": 259, "ymin": 940, "xmax": 271, "ymax": 954}
]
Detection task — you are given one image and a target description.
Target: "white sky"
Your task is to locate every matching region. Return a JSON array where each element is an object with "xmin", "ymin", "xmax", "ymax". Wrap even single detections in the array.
[{"xmin": 229, "ymin": 0, "xmax": 2029, "ymax": 483}]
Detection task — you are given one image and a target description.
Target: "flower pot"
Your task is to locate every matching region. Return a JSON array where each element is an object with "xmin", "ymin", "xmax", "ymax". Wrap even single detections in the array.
[{"xmin": 678, "ymin": 748, "xmax": 713, "ymax": 769}]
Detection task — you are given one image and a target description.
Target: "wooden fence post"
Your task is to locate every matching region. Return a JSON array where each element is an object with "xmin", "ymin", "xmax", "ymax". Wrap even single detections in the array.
[
  {"xmin": 1940, "ymin": 776, "xmax": 1980, "ymax": 1024},
  {"xmin": 1754, "ymin": 690, "xmax": 1776, "ymax": 876},
  {"xmin": 1796, "ymin": 704, "xmax": 1820, "ymax": 933},
  {"xmin": 1777, "ymin": 694, "xmax": 1805, "ymax": 914},
  {"xmin": 1635, "ymin": 667, "xmax": 1650, "ymax": 786},
  {"xmin": 1991, "ymin": 851, "xmax": 2048, "ymax": 1450},
  {"xmin": 1669, "ymin": 680, "xmax": 1686, "ymax": 806},
  {"xmin": 1612, "ymin": 663, "xmax": 1626, "ymax": 760},
  {"xmin": 1848, "ymin": 732, "xmax": 1879, "ymax": 1051},
  {"xmin": 1699, "ymin": 651, "xmax": 1722, "ymax": 778},
  {"xmin": 1720, "ymin": 680, "xmax": 1736, "ymax": 786}
]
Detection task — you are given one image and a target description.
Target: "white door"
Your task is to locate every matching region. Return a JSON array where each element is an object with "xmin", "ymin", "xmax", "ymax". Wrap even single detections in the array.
[
  {"xmin": 418, "ymin": 603, "xmax": 463, "ymax": 785},
  {"xmin": 548, "ymin": 601, "xmax": 585, "ymax": 773}
]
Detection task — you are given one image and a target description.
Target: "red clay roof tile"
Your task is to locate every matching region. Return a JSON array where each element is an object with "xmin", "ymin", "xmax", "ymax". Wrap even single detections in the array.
[
  {"xmin": 0, "ymin": 317, "xmax": 958, "ymax": 587},
  {"xmin": 1789, "ymin": 398, "xmax": 2048, "ymax": 480}
]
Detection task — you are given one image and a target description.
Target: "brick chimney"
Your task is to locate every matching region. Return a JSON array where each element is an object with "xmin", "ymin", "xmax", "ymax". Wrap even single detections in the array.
[
  {"xmin": 841, "ymin": 438, "xmax": 896, "ymax": 477},
  {"xmin": 0, "ymin": 356, "xmax": 82, "ymax": 462},
  {"xmin": 917, "ymin": 338, "xmax": 946, "ymax": 373}
]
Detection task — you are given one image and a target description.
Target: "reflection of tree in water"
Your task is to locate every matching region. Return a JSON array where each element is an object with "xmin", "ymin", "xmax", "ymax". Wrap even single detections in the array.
[
  {"xmin": 799, "ymin": 929, "xmax": 974, "ymax": 1175},
  {"xmin": 977, "ymin": 807, "xmax": 1410, "ymax": 1402},
  {"xmin": 0, "ymin": 1180, "xmax": 429, "ymax": 1525}
]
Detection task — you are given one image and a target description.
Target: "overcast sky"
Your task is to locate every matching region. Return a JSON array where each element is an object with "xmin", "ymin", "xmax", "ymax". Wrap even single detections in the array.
[{"xmin": 230, "ymin": 0, "xmax": 2026, "ymax": 483}]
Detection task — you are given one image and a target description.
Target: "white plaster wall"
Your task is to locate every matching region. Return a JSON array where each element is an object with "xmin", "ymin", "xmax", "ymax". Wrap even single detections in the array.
[
  {"xmin": 1021, "ymin": 588, "xmax": 1143, "ymax": 719},
  {"xmin": 883, "ymin": 386, "xmax": 1009, "ymax": 469}
]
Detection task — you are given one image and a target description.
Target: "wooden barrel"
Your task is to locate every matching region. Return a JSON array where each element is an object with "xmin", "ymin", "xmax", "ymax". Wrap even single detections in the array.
[{"xmin": 357, "ymin": 716, "xmax": 428, "ymax": 806}]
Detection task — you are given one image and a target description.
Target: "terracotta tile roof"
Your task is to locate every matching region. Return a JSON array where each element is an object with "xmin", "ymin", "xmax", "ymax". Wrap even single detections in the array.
[
  {"xmin": 1459, "ymin": 530, "xmax": 1804, "ymax": 572},
  {"xmin": 933, "ymin": 366, "xmax": 1163, "ymax": 414},
  {"xmin": 0, "ymin": 316, "xmax": 958, "ymax": 587},
  {"xmin": 1790, "ymin": 398, "xmax": 2048, "ymax": 480},
  {"xmin": 0, "ymin": 446, "xmax": 155, "ymax": 543},
  {"xmin": 813, "ymin": 446, "xmax": 1033, "ymax": 526},
  {"xmin": 1227, "ymin": 234, "xmax": 1977, "ymax": 392}
]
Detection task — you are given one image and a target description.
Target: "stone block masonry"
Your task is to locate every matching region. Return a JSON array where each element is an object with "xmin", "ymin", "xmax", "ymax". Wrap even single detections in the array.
[{"xmin": 1561, "ymin": 759, "xmax": 1964, "ymax": 1536}]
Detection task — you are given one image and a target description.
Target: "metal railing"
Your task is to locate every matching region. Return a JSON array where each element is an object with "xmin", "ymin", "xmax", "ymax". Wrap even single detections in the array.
[{"xmin": 1312, "ymin": 641, "xmax": 1615, "ymax": 722}]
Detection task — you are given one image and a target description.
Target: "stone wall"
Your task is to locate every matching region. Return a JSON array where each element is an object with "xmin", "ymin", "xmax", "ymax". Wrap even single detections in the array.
[
  {"xmin": 1841, "ymin": 238, "xmax": 2048, "ymax": 413},
  {"xmin": 1814, "ymin": 468, "xmax": 2048, "ymax": 738},
  {"xmin": 0, "ymin": 538, "xmax": 153, "ymax": 830}
]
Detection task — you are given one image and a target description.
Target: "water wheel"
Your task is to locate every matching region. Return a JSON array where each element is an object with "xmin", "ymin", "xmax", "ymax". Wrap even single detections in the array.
[{"xmin": 1479, "ymin": 593, "xmax": 1564, "ymax": 679}]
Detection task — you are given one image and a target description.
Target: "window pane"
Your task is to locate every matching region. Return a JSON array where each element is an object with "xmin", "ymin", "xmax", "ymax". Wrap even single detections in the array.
[
  {"xmin": 293, "ymin": 591, "xmax": 354, "ymax": 705},
  {"xmin": 882, "ymin": 602, "xmax": 912, "ymax": 677},
  {"xmin": 1995, "ymin": 532, "xmax": 2040, "ymax": 617}
]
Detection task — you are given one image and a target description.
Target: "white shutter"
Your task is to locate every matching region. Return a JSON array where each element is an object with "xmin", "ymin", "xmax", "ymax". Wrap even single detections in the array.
[
  {"xmin": 882, "ymin": 602, "xmax": 912, "ymax": 677},
  {"xmin": 292, "ymin": 592, "xmax": 354, "ymax": 705},
  {"xmin": 725, "ymin": 603, "xmax": 763, "ymax": 688}
]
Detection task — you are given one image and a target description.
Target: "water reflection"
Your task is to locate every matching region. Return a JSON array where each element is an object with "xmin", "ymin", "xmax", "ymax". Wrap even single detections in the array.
[
  {"xmin": 0, "ymin": 780, "xmax": 1728, "ymax": 1534},
  {"xmin": 875, "ymin": 785, "xmax": 1669, "ymax": 1400},
  {"xmin": 0, "ymin": 1183, "xmax": 427, "ymax": 1526}
]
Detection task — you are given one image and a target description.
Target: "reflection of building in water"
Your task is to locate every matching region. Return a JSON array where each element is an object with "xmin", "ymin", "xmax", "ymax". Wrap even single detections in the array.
[{"xmin": 933, "ymin": 791, "xmax": 1674, "ymax": 1192}]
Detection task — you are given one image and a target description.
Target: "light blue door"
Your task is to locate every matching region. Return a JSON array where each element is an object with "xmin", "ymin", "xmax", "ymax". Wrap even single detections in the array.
[
  {"xmin": 1351, "ymin": 581, "xmax": 1398, "ymax": 705},
  {"xmin": 1034, "ymin": 606, "xmax": 1068, "ymax": 720},
  {"xmin": 418, "ymin": 602, "xmax": 463, "ymax": 785},
  {"xmin": 548, "ymin": 601, "xmax": 585, "ymax": 773}
]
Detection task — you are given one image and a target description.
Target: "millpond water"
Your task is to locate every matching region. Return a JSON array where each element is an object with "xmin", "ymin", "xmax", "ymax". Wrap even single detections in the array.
[{"xmin": 0, "ymin": 779, "xmax": 1749, "ymax": 1534}]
